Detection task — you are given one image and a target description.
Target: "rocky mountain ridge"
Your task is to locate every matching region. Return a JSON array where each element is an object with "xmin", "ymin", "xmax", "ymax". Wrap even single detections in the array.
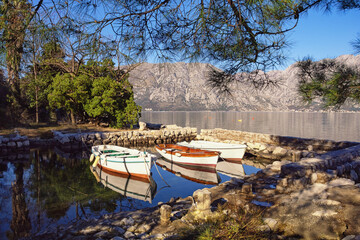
[{"xmin": 127, "ymin": 55, "xmax": 360, "ymax": 111}]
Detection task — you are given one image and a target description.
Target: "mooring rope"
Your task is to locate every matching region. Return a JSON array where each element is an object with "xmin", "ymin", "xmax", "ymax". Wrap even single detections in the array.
[{"xmin": 154, "ymin": 158, "xmax": 171, "ymax": 187}]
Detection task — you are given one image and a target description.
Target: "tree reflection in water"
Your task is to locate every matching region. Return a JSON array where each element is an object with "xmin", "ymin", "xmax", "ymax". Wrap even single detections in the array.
[
  {"xmin": 1, "ymin": 147, "xmax": 146, "ymax": 239},
  {"xmin": 27, "ymin": 148, "xmax": 124, "ymax": 221},
  {"xmin": 9, "ymin": 163, "xmax": 31, "ymax": 239}
]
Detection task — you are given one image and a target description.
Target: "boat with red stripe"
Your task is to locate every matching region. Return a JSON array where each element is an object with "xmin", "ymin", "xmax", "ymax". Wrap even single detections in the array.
[{"xmin": 155, "ymin": 144, "xmax": 219, "ymax": 168}]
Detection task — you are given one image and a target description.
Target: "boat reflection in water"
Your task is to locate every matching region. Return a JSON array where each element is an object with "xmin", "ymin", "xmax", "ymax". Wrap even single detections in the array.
[
  {"xmin": 156, "ymin": 158, "xmax": 221, "ymax": 185},
  {"xmin": 216, "ymin": 160, "xmax": 245, "ymax": 178},
  {"xmin": 90, "ymin": 166, "xmax": 157, "ymax": 203}
]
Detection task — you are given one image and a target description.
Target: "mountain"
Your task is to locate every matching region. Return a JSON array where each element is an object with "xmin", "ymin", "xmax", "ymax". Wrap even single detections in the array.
[{"xmin": 127, "ymin": 55, "xmax": 360, "ymax": 111}]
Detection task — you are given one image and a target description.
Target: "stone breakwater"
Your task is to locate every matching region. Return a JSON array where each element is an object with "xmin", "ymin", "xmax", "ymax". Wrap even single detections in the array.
[
  {"xmin": 52, "ymin": 125, "xmax": 198, "ymax": 150},
  {"xmin": 198, "ymin": 128, "xmax": 358, "ymax": 161}
]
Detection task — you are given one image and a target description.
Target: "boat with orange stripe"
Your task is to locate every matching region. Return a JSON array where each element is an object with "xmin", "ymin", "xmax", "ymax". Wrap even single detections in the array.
[{"xmin": 155, "ymin": 144, "xmax": 219, "ymax": 168}]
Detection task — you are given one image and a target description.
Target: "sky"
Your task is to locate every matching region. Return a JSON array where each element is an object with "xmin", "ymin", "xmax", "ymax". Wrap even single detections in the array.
[
  {"xmin": 283, "ymin": 7, "xmax": 360, "ymax": 68},
  {"xmin": 144, "ymin": 7, "xmax": 359, "ymax": 71}
]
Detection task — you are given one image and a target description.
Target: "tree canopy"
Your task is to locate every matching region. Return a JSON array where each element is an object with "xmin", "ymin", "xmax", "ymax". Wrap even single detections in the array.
[
  {"xmin": 0, "ymin": 0, "xmax": 141, "ymax": 126},
  {"xmin": 297, "ymin": 58, "xmax": 360, "ymax": 108},
  {"xmin": 56, "ymin": 0, "xmax": 360, "ymax": 87},
  {"xmin": 0, "ymin": 0, "xmax": 360, "ymax": 125}
]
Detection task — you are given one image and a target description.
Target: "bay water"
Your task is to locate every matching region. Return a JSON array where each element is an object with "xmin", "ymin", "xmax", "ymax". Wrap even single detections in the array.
[{"xmin": 140, "ymin": 111, "xmax": 360, "ymax": 142}]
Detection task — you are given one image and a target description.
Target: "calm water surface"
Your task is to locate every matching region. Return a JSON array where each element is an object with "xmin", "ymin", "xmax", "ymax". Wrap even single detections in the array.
[
  {"xmin": 141, "ymin": 111, "xmax": 360, "ymax": 142},
  {"xmin": 0, "ymin": 147, "xmax": 256, "ymax": 239},
  {"xmin": 1, "ymin": 111, "xmax": 359, "ymax": 238}
]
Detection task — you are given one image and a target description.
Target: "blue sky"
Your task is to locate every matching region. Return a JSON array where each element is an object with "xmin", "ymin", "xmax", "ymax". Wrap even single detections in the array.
[
  {"xmin": 122, "ymin": 6, "xmax": 359, "ymax": 70},
  {"xmin": 283, "ymin": 8, "xmax": 360, "ymax": 68}
]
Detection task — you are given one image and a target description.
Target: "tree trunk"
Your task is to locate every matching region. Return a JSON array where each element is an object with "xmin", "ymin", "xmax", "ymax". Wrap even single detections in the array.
[
  {"xmin": 35, "ymin": 87, "xmax": 39, "ymax": 123},
  {"xmin": 34, "ymin": 62, "xmax": 39, "ymax": 123},
  {"xmin": 70, "ymin": 110, "xmax": 76, "ymax": 125}
]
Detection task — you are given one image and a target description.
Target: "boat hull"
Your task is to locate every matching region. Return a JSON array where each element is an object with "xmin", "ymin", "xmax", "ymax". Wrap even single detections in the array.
[
  {"xmin": 178, "ymin": 141, "xmax": 246, "ymax": 162},
  {"xmin": 91, "ymin": 145, "xmax": 154, "ymax": 179},
  {"xmin": 155, "ymin": 144, "xmax": 219, "ymax": 168}
]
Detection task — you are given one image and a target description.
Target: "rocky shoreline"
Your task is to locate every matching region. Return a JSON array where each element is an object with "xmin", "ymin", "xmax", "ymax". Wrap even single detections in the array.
[{"xmin": 1, "ymin": 125, "xmax": 360, "ymax": 239}]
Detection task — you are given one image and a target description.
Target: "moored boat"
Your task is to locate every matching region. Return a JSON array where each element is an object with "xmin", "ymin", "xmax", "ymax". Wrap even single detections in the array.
[
  {"xmin": 90, "ymin": 145, "xmax": 155, "ymax": 179},
  {"xmin": 155, "ymin": 144, "xmax": 219, "ymax": 168},
  {"xmin": 90, "ymin": 166, "xmax": 157, "ymax": 203},
  {"xmin": 178, "ymin": 140, "xmax": 247, "ymax": 162}
]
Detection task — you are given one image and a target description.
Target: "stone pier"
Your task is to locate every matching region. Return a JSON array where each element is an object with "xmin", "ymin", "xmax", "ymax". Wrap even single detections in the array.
[
  {"xmin": 51, "ymin": 125, "xmax": 197, "ymax": 150},
  {"xmin": 197, "ymin": 128, "xmax": 358, "ymax": 162}
]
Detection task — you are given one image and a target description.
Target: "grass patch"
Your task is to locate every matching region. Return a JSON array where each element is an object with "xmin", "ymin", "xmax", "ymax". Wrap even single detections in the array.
[{"xmin": 176, "ymin": 203, "xmax": 273, "ymax": 240}]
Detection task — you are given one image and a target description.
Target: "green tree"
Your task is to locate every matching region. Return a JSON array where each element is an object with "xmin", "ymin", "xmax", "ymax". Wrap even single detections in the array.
[
  {"xmin": 0, "ymin": 1, "xmax": 43, "ymax": 110},
  {"xmin": 116, "ymin": 96, "xmax": 142, "ymax": 128},
  {"xmin": 22, "ymin": 39, "xmax": 66, "ymax": 122},
  {"xmin": 84, "ymin": 60, "xmax": 141, "ymax": 128},
  {"xmin": 297, "ymin": 58, "xmax": 360, "ymax": 108},
  {"xmin": 48, "ymin": 72, "xmax": 91, "ymax": 124},
  {"xmin": 47, "ymin": 59, "xmax": 141, "ymax": 127},
  {"xmin": 1, "ymin": 0, "xmax": 32, "ymax": 122},
  {"xmin": 1, "ymin": 0, "xmax": 30, "ymax": 86}
]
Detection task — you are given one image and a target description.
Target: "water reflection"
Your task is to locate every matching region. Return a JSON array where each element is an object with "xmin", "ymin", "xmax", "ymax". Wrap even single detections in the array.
[
  {"xmin": 141, "ymin": 111, "xmax": 360, "ymax": 142},
  {"xmin": 216, "ymin": 160, "xmax": 245, "ymax": 178},
  {"xmin": 0, "ymin": 148, "xmax": 145, "ymax": 239},
  {"xmin": 0, "ymin": 147, "xmax": 259, "ymax": 239},
  {"xmin": 90, "ymin": 166, "xmax": 157, "ymax": 203},
  {"xmin": 10, "ymin": 162, "xmax": 31, "ymax": 239},
  {"xmin": 156, "ymin": 158, "xmax": 221, "ymax": 185}
]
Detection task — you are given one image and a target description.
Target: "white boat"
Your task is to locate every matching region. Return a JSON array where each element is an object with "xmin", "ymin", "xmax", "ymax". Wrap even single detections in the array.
[
  {"xmin": 216, "ymin": 160, "xmax": 245, "ymax": 178},
  {"xmin": 155, "ymin": 144, "xmax": 219, "ymax": 168},
  {"xmin": 178, "ymin": 140, "xmax": 247, "ymax": 162},
  {"xmin": 156, "ymin": 159, "xmax": 220, "ymax": 185},
  {"xmin": 90, "ymin": 166, "xmax": 157, "ymax": 203},
  {"xmin": 90, "ymin": 145, "xmax": 155, "ymax": 179}
]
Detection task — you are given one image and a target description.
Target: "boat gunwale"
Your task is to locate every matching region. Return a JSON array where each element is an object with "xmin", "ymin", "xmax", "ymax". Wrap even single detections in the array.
[
  {"xmin": 155, "ymin": 144, "xmax": 219, "ymax": 158},
  {"xmin": 179, "ymin": 141, "xmax": 247, "ymax": 150}
]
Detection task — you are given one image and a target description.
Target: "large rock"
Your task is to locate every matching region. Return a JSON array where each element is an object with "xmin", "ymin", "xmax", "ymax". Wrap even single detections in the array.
[
  {"xmin": 280, "ymin": 162, "xmax": 308, "ymax": 178},
  {"xmin": 266, "ymin": 182, "xmax": 360, "ymax": 238},
  {"xmin": 272, "ymin": 147, "xmax": 288, "ymax": 157}
]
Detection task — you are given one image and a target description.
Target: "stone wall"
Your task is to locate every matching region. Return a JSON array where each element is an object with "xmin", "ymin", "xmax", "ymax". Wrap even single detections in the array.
[
  {"xmin": 197, "ymin": 128, "xmax": 358, "ymax": 162},
  {"xmin": 0, "ymin": 133, "xmax": 30, "ymax": 154},
  {"xmin": 280, "ymin": 144, "xmax": 360, "ymax": 184},
  {"xmin": 52, "ymin": 125, "xmax": 198, "ymax": 150}
]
